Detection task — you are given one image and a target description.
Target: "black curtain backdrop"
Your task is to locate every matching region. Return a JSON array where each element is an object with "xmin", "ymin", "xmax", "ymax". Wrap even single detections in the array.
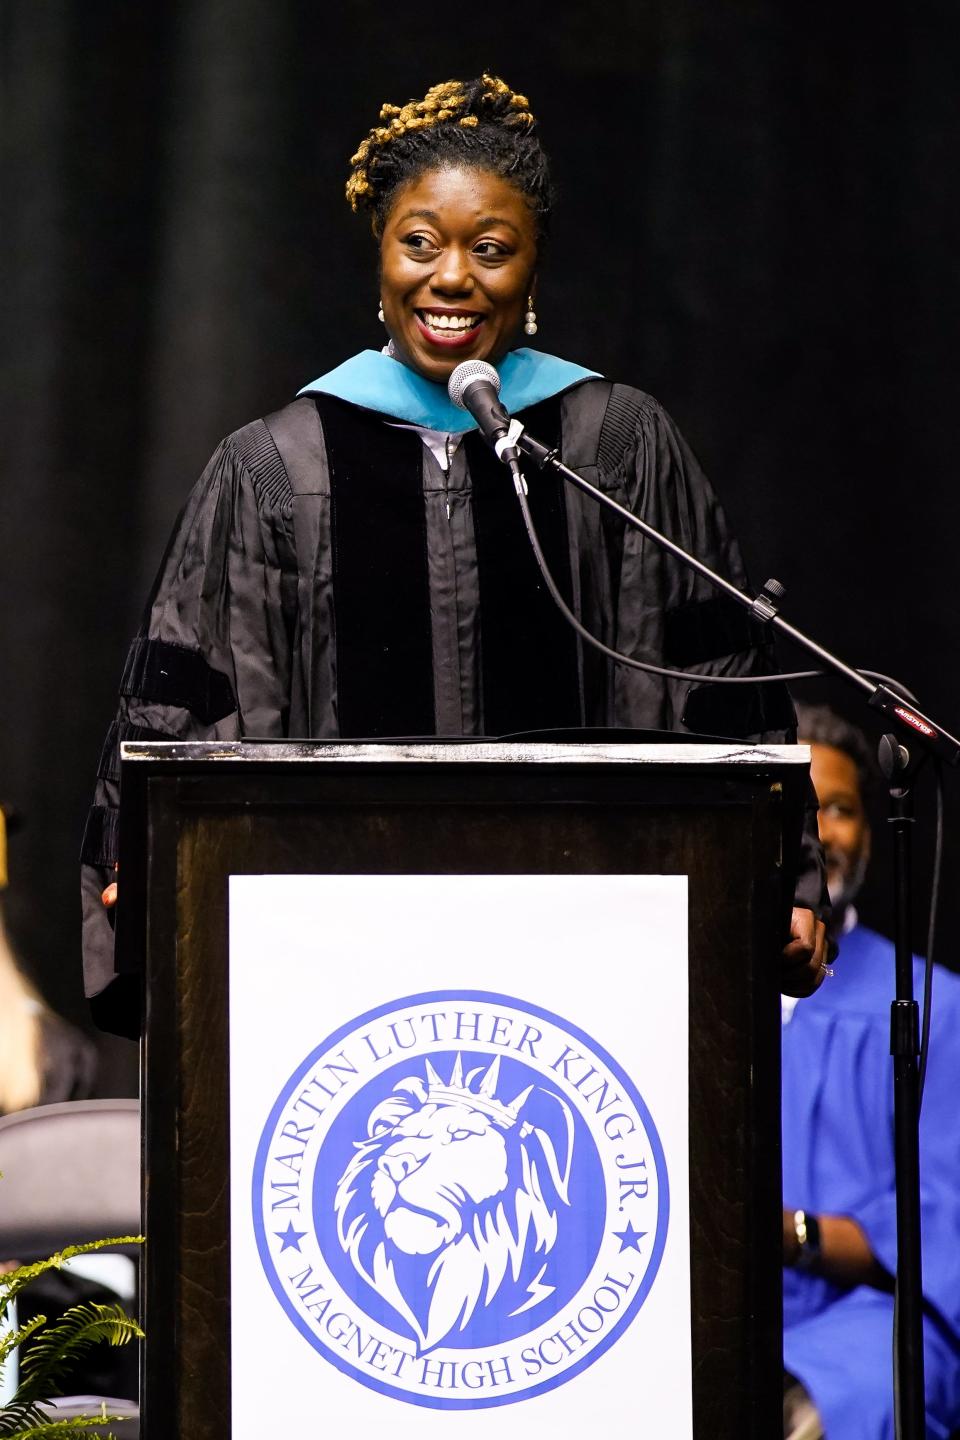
[{"xmin": 2, "ymin": 2, "xmax": 958, "ymax": 1090}]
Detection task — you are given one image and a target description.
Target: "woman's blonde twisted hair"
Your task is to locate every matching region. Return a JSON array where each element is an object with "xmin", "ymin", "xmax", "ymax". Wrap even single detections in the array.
[{"xmin": 346, "ymin": 74, "xmax": 551, "ymax": 239}]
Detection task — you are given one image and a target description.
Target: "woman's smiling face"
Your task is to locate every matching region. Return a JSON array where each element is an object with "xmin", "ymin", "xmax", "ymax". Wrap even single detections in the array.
[{"xmin": 378, "ymin": 164, "xmax": 538, "ymax": 384}]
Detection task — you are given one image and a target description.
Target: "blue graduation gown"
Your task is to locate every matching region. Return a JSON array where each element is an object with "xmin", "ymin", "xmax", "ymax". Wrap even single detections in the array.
[{"xmin": 782, "ymin": 924, "xmax": 960, "ymax": 1437}]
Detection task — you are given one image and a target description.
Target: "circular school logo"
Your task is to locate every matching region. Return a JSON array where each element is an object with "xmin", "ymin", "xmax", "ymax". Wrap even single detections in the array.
[{"xmin": 253, "ymin": 992, "xmax": 669, "ymax": 1408}]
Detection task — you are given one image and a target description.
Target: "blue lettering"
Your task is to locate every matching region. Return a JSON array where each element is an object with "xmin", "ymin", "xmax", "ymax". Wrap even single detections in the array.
[
  {"xmin": 521, "ymin": 1345, "xmax": 542, "ymax": 1376},
  {"xmin": 550, "ymin": 1046, "xmax": 585, "ymax": 1081},
  {"xmin": 272, "ymin": 1152, "xmax": 303, "ymax": 1177},
  {"xmin": 554, "ymin": 1319, "xmax": 587, "ymax": 1356},
  {"xmin": 326, "ymin": 1311, "xmax": 352, "ymax": 1343},
  {"xmin": 310, "ymin": 1049, "xmax": 357, "ymax": 1098},
  {"xmin": 269, "ymin": 1180, "xmax": 298, "ymax": 1211},
  {"xmin": 594, "ymin": 1283, "xmax": 623, "ymax": 1313},
  {"xmin": 367, "ymin": 1340, "xmax": 394, "ymax": 1372},
  {"xmin": 453, "ymin": 1011, "xmax": 481, "ymax": 1043},
  {"xmin": 538, "ymin": 1336, "xmax": 565, "ymax": 1366},
  {"xmin": 578, "ymin": 1075, "xmax": 621, "ymax": 1114},
  {"xmin": 419, "ymin": 1011, "xmax": 446, "ymax": 1043},
  {"xmin": 345, "ymin": 1323, "xmax": 378, "ymax": 1361},
  {"xmin": 576, "ymin": 1305, "xmax": 604, "ymax": 1333},
  {"xmin": 486, "ymin": 1355, "xmax": 513, "ymax": 1386},
  {"xmin": 515, "ymin": 1023, "xmax": 542, "ymax": 1058},
  {"xmin": 388, "ymin": 1018, "xmax": 417, "ymax": 1051},
  {"xmin": 292, "ymin": 1089, "xmax": 326, "ymax": 1118},
  {"xmin": 363, "ymin": 1031, "xmax": 393, "ymax": 1063},
  {"xmin": 279, "ymin": 1120, "xmax": 313, "ymax": 1146},
  {"xmin": 618, "ymin": 1159, "xmax": 648, "ymax": 1202},
  {"xmin": 489, "ymin": 1014, "xmax": 512, "ymax": 1046},
  {"xmin": 288, "ymin": 1265, "xmax": 324, "ymax": 1303},
  {"xmin": 420, "ymin": 1357, "xmax": 458, "ymax": 1388}
]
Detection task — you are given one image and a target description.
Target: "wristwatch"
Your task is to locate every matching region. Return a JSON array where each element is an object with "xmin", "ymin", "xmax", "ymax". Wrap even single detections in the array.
[{"xmin": 793, "ymin": 1208, "xmax": 822, "ymax": 1271}]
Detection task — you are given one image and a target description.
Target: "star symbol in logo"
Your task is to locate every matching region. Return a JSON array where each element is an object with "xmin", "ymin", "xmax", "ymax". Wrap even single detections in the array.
[
  {"xmin": 613, "ymin": 1220, "xmax": 647, "ymax": 1253},
  {"xmin": 275, "ymin": 1221, "xmax": 307, "ymax": 1253}
]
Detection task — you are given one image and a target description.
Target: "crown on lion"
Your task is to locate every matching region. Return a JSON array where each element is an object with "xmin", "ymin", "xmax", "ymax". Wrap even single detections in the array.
[{"xmin": 424, "ymin": 1054, "xmax": 532, "ymax": 1129}]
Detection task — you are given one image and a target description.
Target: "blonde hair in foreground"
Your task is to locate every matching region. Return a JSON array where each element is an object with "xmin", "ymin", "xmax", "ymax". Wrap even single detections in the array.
[{"xmin": 0, "ymin": 906, "xmax": 43, "ymax": 1113}]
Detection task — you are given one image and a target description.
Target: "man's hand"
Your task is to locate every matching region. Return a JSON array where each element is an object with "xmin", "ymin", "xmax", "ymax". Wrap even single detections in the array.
[
  {"xmin": 783, "ymin": 1205, "xmax": 886, "ymax": 1287},
  {"xmin": 781, "ymin": 906, "xmax": 830, "ymax": 997}
]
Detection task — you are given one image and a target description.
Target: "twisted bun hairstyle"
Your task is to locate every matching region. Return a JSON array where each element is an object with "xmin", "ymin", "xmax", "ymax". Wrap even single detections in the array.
[{"xmin": 346, "ymin": 74, "xmax": 554, "ymax": 241}]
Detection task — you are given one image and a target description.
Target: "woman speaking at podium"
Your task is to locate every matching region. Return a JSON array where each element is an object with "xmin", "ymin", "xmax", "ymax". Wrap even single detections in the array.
[{"xmin": 82, "ymin": 73, "xmax": 827, "ymax": 1033}]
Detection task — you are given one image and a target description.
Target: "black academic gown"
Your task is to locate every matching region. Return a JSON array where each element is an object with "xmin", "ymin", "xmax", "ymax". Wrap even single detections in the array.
[{"xmin": 82, "ymin": 378, "xmax": 825, "ymax": 1034}]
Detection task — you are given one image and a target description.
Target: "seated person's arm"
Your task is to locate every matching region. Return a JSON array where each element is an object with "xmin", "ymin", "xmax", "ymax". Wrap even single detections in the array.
[{"xmin": 783, "ymin": 1207, "xmax": 888, "ymax": 1288}]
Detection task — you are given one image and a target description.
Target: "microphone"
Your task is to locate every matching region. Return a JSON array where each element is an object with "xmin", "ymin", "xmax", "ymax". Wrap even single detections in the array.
[{"xmin": 447, "ymin": 360, "xmax": 523, "ymax": 473}]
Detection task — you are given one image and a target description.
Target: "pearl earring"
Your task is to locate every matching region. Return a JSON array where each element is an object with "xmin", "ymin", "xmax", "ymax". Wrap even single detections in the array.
[
  {"xmin": 378, "ymin": 301, "xmax": 385, "ymax": 323},
  {"xmin": 524, "ymin": 295, "xmax": 538, "ymax": 337}
]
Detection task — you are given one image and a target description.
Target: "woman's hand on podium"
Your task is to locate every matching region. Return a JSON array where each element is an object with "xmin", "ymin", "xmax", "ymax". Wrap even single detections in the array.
[
  {"xmin": 781, "ymin": 907, "xmax": 830, "ymax": 997},
  {"xmin": 101, "ymin": 864, "xmax": 118, "ymax": 909}
]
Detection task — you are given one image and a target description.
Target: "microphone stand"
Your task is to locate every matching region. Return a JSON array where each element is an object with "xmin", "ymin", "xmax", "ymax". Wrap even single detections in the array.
[{"xmin": 504, "ymin": 418, "xmax": 959, "ymax": 1440}]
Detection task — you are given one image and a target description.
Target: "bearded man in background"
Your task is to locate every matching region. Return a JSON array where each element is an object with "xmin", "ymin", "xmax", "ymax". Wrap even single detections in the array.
[{"xmin": 781, "ymin": 704, "xmax": 960, "ymax": 1440}]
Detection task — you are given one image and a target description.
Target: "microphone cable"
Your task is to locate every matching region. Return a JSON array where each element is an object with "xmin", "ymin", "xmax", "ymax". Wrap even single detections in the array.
[
  {"xmin": 453, "ymin": 336, "xmax": 948, "ymax": 1097},
  {"xmin": 509, "ymin": 431, "xmax": 949, "ymax": 1438},
  {"xmin": 515, "ymin": 457, "xmax": 947, "ymax": 1435},
  {"xmin": 511, "ymin": 470, "xmax": 917, "ymax": 700},
  {"xmin": 514, "ymin": 457, "xmax": 945, "ymax": 1069}
]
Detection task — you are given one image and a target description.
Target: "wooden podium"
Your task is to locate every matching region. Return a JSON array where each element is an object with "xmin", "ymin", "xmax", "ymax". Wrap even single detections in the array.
[{"xmin": 118, "ymin": 739, "xmax": 811, "ymax": 1438}]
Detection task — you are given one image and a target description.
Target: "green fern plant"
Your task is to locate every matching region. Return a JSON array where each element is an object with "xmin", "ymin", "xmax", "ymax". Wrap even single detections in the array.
[{"xmin": 0, "ymin": 1237, "xmax": 144, "ymax": 1440}]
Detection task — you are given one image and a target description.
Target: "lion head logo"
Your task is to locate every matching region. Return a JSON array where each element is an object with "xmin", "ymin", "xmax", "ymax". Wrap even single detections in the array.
[{"xmin": 333, "ymin": 1054, "xmax": 574, "ymax": 1353}]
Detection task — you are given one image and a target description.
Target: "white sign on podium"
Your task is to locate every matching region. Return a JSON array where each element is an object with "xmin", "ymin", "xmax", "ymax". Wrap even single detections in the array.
[{"xmin": 229, "ymin": 873, "xmax": 691, "ymax": 1438}]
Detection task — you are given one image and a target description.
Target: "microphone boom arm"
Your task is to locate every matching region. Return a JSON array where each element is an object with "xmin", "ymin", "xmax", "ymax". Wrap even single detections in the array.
[
  {"xmin": 497, "ymin": 396, "xmax": 952, "ymax": 1440},
  {"xmin": 510, "ymin": 421, "xmax": 960, "ymax": 765}
]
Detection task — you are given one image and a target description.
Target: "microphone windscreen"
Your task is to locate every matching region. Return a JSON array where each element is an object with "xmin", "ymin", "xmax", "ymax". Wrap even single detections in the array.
[{"xmin": 447, "ymin": 359, "xmax": 500, "ymax": 410}]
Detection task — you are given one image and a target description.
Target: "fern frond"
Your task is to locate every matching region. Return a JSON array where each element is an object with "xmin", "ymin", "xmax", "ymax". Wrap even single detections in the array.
[
  {"xmin": 2, "ymin": 1416, "xmax": 125, "ymax": 1439},
  {"xmin": 0, "ymin": 1240, "xmax": 143, "ymax": 1318},
  {"xmin": 0, "ymin": 1313, "xmax": 47, "ymax": 1373},
  {"xmin": 14, "ymin": 1304, "xmax": 142, "ymax": 1407},
  {"xmin": 0, "ymin": 1234, "xmax": 143, "ymax": 1437},
  {"xmin": 0, "ymin": 1397, "xmax": 51, "ymax": 1436}
]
